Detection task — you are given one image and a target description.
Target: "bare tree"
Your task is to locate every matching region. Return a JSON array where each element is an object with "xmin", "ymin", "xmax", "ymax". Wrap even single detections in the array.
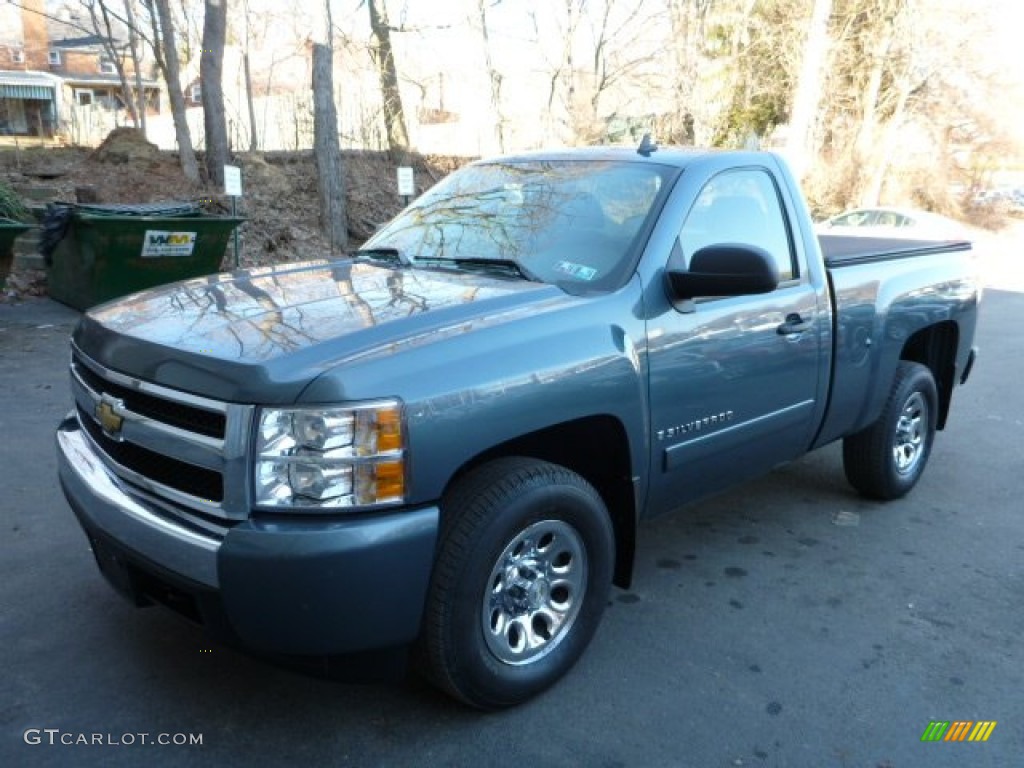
[
  {"xmin": 529, "ymin": 0, "xmax": 584, "ymax": 144},
  {"xmin": 239, "ymin": 0, "xmax": 259, "ymax": 151},
  {"xmin": 851, "ymin": 0, "xmax": 905, "ymax": 182},
  {"xmin": 201, "ymin": 0, "xmax": 230, "ymax": 185},
  {"xmin": 666, "ymin": 0, "xmax": 715, "ymax": 144},
  {"xmin": 122, "ymin": 0, "xmax": 147, "ymax": 136},
  {"xmin": 855, "ymin": 0, "xmax": 1018, "ymax": 213},
  {"xmin": 802, "ymin": 0, "xmax": 911, "ymax": 210},
  {"xmin": 142, "ymin": 0, "xmax": 200, "ymax": 182},
  {"xmin": 79, "ymin": 0, "xmax": 141, "ymax": 130},
  {"xmin": 368, "ymin": 0, "xmax": 410, "ymax": 153},
  {"xmin": 476, "ymin": 0, "xmax": 506, "ymax": 153},
  {"xmin": 578, "ymin": 0, "xmax": 663, "ymax": 143},
  {"xmin": 531, "ymin": 0, "xmax": 662, "ymax": 145}
]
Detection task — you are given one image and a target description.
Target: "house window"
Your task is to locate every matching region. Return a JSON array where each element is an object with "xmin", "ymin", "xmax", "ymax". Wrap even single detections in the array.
[
  {"xmin": 75, "ymin": 90, "xmax": 94, "ymax": 107},
  {"xmin": 190, "ymin": 83, "xmax": 202, "ymax": 103},
  {"xmin": 99, "ymin": 58, "xmax": 116, "ymax": 74},
  {"xmin": 48, "ymin": 50, "xmax": 62, "ymax": 66},
  {"xmin": 11, "ymin": 49, "xmax": 25, "ymax": 64}
]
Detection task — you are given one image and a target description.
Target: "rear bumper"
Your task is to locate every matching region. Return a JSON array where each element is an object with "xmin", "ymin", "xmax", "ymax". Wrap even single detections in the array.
[{"xmin": 57, "ymin": 414, "xmax": 439, "ymax": 656}]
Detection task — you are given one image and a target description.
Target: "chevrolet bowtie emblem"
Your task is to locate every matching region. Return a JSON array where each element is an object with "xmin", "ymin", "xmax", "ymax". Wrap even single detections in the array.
[{"xmin": 95, "ymin": 394, "xmax": 126, "ymax": 440}]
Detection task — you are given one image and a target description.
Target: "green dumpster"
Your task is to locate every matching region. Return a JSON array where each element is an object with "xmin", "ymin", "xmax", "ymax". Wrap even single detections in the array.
[
  {"xmin": 0, "ymin": 218, "xmax": 33, "ymax": 290},
  {"xmin": 45, "ymin": 202, "xmax": 244, "ymax": 311}
]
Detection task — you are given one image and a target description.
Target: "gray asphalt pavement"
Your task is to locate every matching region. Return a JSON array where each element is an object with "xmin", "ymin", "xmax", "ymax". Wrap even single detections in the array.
[{"xmin": 1, "ymin": 286, "xmax": 1021, "ymax": 768}]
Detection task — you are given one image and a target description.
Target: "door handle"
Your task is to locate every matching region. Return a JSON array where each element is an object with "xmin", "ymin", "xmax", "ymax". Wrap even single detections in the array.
[{"xmin": 777, "ymin": 313, "xmax": 812, "ymax": 335}]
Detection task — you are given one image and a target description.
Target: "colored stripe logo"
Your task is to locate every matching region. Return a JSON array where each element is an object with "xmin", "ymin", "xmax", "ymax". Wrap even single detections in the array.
[{"xmin": 921, "ymin": 721, "xmax": 997, "ymax": 742}]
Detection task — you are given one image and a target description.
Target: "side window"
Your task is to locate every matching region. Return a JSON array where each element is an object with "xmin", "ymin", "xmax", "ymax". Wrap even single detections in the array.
[
  {"xmin": 877, "ymin": 211, "xmax": 901, "ymax": 227},
  {"xmin": 679, "ymin": 169, "xmax": 796, "ymax": 281},
  {"xmin": 833, "ymin": 210, "xmax": 873, "ymax": 227}
]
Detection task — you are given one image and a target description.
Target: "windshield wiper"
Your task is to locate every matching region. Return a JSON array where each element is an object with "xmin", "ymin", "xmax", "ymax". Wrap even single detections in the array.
[
  {"xmin": 413, "ymin": 256, "xmax": 542, "ymax": 282},
  {"xmin": 356, "ymin": 247, "xmax": 412, "ymax": 266}
]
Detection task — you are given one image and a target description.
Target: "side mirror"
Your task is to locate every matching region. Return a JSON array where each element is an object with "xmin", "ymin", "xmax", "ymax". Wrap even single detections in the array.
[{"xmin": 666, "ymin": 244, "xmax": 780, "ymax": 300}]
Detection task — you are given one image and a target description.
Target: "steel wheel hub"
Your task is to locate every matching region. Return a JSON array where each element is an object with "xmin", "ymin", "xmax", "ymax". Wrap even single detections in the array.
[
  {"xmin": 482, "ymin": 519, "xmax": 587, "ymax": 666},
  {"xmin": 894, "ymin": 391, "xmax": 927, "ymax": 475}
]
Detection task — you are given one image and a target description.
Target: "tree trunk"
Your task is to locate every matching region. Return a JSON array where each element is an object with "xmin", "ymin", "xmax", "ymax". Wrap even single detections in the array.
[
  {"xmin": 244, "ymin": 53, "xmax": 258, "ymax": 152},
  {"xmin": 123, "ymin": 0, "xmax": 147, "ymax": 137},
  {"xmin": 786, "ymin": 0, "xmax": 833, "ymax": 179},
  {"xmin": 854, "ymin": 18, "xmax": 896, "ymax": 163},
  {"xmin": 477, "ymin": 0, "xmax": 505, "ymax": 153},
  {"xmin": 146, "ymin": 0, "xmax": 200, "ymax": 183},
  {"xmin": 201, "ymin": 0, "xmax": 230, "ymax": 186},
  {"xmin": 564, "ymin": 0, "xmax": 576, "ymax": 140},
  {"xmin": 860, "ymin": 81, "xmax": 910, "ymax": 206},
  {"xmin": 241, "ymin": 0, "xmax": 260, "ymax": 152},
  {"xmin": 368, "ymin": 0, "xmax": 410, "ymax": 153},
  {"xmin": 312, "ymin": 43, "xmax": 347, "ymax": 251}
]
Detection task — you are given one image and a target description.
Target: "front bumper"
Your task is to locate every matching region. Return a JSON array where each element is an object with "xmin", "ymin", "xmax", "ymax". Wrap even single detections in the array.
[{"xmin": 57, "ymin": 414, "xmax": 439, "ymax": 656}]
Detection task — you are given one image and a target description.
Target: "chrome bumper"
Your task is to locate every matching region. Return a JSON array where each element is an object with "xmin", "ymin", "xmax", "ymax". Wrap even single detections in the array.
[
  {"xmin": 57, "ymin": 411, "xmax": 440, "ymax": 655},
  {"xmin": 57, "ymin": 413, "xmax": 221, "ymax": 588}
]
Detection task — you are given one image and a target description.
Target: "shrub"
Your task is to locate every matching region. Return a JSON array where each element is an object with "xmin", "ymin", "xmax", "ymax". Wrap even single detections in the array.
[{"xmin": 0, "ymin": 179, "xmax": 31, "ymax": 222}]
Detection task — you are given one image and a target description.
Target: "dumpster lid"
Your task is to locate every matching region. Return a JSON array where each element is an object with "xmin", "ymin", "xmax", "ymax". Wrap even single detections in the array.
[{"xmin": 72, "ymin": 201, "xmax": 202, "ymax": 218}]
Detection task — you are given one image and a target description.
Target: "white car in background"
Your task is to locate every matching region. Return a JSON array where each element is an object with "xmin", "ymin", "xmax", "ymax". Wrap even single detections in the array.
[{"xmin": 817, "ymin": 207, "xmax": 971, "ymax": 241}]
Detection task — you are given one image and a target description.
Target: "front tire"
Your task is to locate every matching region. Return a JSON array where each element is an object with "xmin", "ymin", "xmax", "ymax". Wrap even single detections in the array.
[
  {"xmin": 417, "ymin": 458, "xmax": 615, "ymax": 710},
  {"xmin": 843, "ymin": 361, "xmax": 938, "ymax": 500}
]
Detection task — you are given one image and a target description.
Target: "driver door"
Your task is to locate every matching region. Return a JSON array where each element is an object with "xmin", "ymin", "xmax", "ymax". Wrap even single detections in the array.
[{"xmin": 645, "ymin": 166, "xmax": 824, "ymax": 513}]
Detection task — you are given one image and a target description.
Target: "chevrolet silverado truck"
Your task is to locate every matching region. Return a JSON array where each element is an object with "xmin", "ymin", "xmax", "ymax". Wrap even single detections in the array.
[{"xmin": 57, "ymin": 145, "xmax": 980, "ymax": 709}]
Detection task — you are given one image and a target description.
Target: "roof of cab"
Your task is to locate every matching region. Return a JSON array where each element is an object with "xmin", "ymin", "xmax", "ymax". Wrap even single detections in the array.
[{"xmin": 475, "ymin": 145, "xmax": 778, "ymax": 170}]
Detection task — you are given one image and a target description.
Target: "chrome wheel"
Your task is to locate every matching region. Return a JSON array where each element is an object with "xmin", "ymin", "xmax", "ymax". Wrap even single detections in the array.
[
  {"xmin": 482, "ymin": 519, "xmax": 587, "ymax": 666},
  {"xmin": 893, "ymin": 391, "xmax": 928, "ymax": 475},
  {"xmin": 844, "ymin": 362, "xmax": 938, "ymax": 500},
  {"xmin": 419, "ymin": 458, "xmax": 614, "ymax": 708}
]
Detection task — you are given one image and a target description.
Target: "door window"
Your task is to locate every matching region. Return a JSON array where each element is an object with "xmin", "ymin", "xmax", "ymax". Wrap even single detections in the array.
[{"xmin": 679, "ymin": 169, "xmax": 796, "ymax": 281}]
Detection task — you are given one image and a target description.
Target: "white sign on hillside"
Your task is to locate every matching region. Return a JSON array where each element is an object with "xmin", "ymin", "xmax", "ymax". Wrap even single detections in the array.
[
  {"xmin": 397, "ymin": 167, "xmax": 415, "ymax": 197},
  {"xmin": 224, "ymin": 165, "xmax": 242, "ymax": 197}
]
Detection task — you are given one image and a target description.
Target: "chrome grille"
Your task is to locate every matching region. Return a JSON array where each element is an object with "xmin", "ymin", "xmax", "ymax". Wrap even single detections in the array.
[
  {"xmin": 70, "ymin": 346, "xmax": 253, "ymax": 521},
  {"xmin": 76, "ymin": 405, "xmax": 224, "ymax": 501},
  {"xmin": 73, "ymin": 359, "xmax": 226, "ymax": 438}
]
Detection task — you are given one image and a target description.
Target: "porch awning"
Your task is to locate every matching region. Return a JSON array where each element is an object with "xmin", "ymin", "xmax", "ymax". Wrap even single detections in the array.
[
  {"xmin": 0, "ymin": 84, "xmax": 55, "ymax": 100},
  {"xmin": 0, "ymin": 72, "xmax": 59, "ymax": 101}
]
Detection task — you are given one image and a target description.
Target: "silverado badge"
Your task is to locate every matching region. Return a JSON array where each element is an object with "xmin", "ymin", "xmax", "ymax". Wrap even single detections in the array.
[{"xmin": 95, "ymin": 394, "xmax": 126, "ymax": 440}]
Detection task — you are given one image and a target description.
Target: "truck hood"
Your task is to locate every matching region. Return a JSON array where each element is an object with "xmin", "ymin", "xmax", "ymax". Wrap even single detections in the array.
[{"xmin": 74, "ymin": 259, "xmax": 565, "ymax": 403}]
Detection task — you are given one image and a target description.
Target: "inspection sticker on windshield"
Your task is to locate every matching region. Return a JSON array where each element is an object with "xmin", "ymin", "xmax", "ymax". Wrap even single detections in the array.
[
  {"xmin": 141, "ymin": 231, "xmax": 197, "ymax": 258},
  {"xmin": 555, "ymin": 261, "xmax": 598, "ymax": 281}
]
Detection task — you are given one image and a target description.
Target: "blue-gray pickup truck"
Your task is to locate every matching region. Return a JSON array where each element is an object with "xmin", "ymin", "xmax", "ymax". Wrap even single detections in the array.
[{"xmin": 57, "ymin": 145, "xmax": 980, "ymax": 709}]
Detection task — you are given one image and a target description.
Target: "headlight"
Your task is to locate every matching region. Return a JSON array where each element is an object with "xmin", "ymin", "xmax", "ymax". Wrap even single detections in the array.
[{"xmin": 254, "ymin": 401, "xmax": 405, "ymax": 509}]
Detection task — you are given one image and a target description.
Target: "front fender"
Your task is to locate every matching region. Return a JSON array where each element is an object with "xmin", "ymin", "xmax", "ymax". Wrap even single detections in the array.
[{"xmin": 299, "ymin": 276, "xmax": 651, "ymax": 507}]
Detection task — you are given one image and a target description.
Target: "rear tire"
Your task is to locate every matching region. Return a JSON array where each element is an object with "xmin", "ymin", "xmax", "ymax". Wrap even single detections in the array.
[
  {"xmin": 843, "ymin": 361, "xmax": 938, "ymax": 500},
  {"xmin": 417, "ymin": 458, "xmax": 614, "ymax": 710}
]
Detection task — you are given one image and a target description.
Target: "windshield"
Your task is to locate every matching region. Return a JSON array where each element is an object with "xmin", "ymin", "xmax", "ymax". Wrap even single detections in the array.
[{"xmin": 361, "ymin": 159, "xmax": 677, "ymax": 290}]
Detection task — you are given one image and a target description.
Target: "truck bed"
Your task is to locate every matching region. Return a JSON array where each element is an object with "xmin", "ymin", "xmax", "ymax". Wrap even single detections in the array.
[
  {"xmin": 812, "ymin": 233, "xmax": 978, "ymax": 451},
  {"xmin": 819, "ymin": 234, "xmax": 972, "ymax": 267}
]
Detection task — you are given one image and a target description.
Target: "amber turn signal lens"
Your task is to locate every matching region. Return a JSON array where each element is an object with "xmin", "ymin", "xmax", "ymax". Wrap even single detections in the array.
[{"xmin": 375, "ymin": 407, "xmax": 403, "ymax": 453}]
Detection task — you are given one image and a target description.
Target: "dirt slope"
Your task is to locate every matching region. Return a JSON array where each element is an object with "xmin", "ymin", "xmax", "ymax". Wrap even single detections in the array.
[{"xmin": 1, "ymin": 129, "xmax": 469, "ymax": 298}]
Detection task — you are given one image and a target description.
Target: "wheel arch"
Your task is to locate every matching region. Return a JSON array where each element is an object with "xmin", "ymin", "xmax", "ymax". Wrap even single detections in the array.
[
  {"xmin": 441, "ymin": 415, "xmax": 637, "ymax": 589},
  {"xmin": 899, "ymin": 320, "xmax": 959, "ymax": 429}
]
